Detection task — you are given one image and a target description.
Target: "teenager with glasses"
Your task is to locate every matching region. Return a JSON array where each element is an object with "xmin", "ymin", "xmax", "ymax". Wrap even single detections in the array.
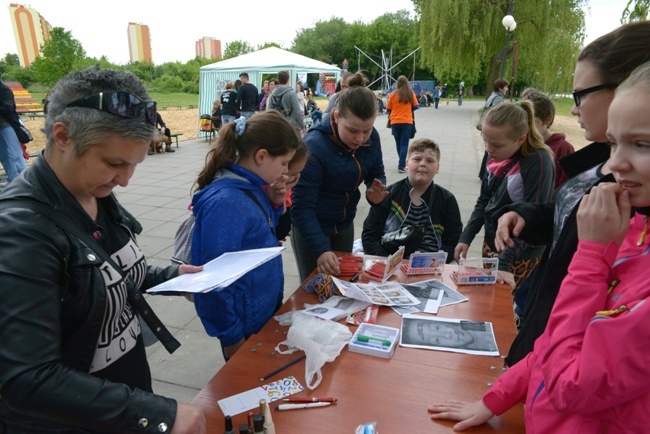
[
  {"xmin": 0, "ymin": 67, "xmax": 206, "ymax": 434},
  {"xmin": 490, "ymin": 21, "xmax": 650, "ymax": 368}
]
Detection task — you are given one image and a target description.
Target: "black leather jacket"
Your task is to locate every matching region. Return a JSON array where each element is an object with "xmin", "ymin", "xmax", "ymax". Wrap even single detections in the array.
[{"xmin": 0, "ymin": 155, "xmax": 179, "ymax": 433}]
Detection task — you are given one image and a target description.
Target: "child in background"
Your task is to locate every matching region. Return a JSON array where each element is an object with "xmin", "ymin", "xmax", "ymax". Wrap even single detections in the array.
[
  {"xmin": 523, "ymin": 91, "xmax": 575, "ymax": 189},
  {"xmin": 429, "ymin": 60, "xmax": 650, "ymax": 434},
  {"xmin": 455, "ymin": 101, "xmax": 555, "ymax": 295},
  {"xmin": 190, "ymin": 111, "xmax": 304, "ymax": 360},
  {"xmin": 275, "ymin": 144, "xmax": 308, "ymax": 242},
  {"xmin": 362, "ymin": 138, "xmax": 462, "ymax": 260}
]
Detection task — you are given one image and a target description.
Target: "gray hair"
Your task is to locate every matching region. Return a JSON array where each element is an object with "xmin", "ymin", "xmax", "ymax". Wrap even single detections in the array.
[{"xmin": 44, "ymin": 66, "xmax": 156, "ymax": 155}]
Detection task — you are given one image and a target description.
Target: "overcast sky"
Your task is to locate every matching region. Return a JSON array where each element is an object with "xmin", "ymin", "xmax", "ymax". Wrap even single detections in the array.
[{"xmin": 1, "ymin": 0, "xmax": 628, "ymax": 65}]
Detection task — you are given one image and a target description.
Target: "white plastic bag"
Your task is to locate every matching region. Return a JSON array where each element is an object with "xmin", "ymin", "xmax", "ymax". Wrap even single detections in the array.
[{"xmin": 276, "ymin": 312, "xmax": 352, "ymax": 390}]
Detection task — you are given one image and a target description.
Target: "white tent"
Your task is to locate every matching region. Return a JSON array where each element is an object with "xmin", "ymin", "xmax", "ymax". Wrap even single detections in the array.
[{"xmin": 198, "ymin": 47, "xmax": 341, "ymax": 122}]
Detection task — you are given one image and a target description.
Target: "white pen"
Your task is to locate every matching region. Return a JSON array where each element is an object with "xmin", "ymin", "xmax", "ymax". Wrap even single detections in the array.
[{"xmin": 274, "ymin": 402, "xmax": 332, "ymax": 411}]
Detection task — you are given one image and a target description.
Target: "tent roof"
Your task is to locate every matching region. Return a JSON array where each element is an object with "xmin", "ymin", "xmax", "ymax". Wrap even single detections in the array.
[{"xmin": 200, "ymin": 47, "xmax": 341, "ymax": 73}]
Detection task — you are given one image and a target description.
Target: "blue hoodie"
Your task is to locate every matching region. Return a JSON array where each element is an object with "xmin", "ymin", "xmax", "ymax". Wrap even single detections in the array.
[
  {"xmin": 291, "ymin": 113, "xmax": 386, "ymax": 258},
  {"xmin": 191, "ymin": 163, "xmax": 283, "ymax": 346}
]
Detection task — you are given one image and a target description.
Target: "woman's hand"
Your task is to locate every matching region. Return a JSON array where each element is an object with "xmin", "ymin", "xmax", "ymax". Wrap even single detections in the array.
[
  {"xmin": 495, "ymin": 211, "xmax": 526, "ymax": 252},
  {"xmin": 317, "ymin": 251, "xmax": 340, "ymax": 275},
  {"xmin": 454, "ymin": 243, "xmax": 470, "ymax": 263},
  {"xmin": 428, "ymin": 400, "xmax": 494, "ymax": 431},
  {"xmin": 178, "ymin": 264, "xmax": 203, "ymax": 275},
  {"xmin": 577, "ymin": 183, "xmax": 630, "ymax": 246},
  {"xmin": 366, "ymin": 179, "xmax": 388, "ymax": 205}
]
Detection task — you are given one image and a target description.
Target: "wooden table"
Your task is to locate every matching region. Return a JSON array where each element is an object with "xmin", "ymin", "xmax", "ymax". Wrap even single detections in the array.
[{"xmin": 192, "ymin": 265, "xmax": 525, "ymax": 433}]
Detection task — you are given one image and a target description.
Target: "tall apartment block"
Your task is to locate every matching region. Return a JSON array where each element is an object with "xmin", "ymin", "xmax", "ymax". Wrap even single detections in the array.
[
  {"xmin": 196, "ymin": 37, "xmax": 222, "ymax": 60},
  {"xmin": 7, "ymin": 3, "xmax": 52, "ymax": 67},
  {"xmin": 127, "ymin": 22, "xmax": 152, "ymax": 63}
]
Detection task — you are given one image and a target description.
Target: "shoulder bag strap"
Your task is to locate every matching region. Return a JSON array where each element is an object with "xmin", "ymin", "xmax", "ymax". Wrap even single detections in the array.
[
  {"xmin": 243, "ymin": 189, "xmax": 276, "ymax": 235},
  {"xmin": 0, "ymin": 199, "xmax": 181, "ymax": 354}
]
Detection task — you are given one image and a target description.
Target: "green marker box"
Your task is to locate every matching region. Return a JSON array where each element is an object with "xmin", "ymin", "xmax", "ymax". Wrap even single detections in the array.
[{"xmin": 348, "ymin": 323, "xmax": 400, "ymax": 359}]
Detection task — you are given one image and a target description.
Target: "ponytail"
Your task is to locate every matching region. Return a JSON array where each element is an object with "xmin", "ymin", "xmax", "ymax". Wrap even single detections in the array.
[
  {"xmin": 194, "ymin": 110, "xmax": 302, "ymax": 193},
  {"xmin": 483, "ymin": 101, "xmax": 553, "ymax": 158}
]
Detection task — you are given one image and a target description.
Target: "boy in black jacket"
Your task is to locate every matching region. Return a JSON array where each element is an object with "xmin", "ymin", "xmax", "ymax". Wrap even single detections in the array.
[{"xmin": 362, "ymin": 138, "xmax": 462, "ymax": 260}]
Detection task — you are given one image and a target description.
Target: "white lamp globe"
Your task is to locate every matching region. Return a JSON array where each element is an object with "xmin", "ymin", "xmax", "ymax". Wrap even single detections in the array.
[{"xmin": 502, "ymin": 15, "xmax": 515, "ymax": 30}]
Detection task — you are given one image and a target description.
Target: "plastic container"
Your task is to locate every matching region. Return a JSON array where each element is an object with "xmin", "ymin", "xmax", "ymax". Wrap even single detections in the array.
[{"xmin": 348, "ymin": 323, "xmax": 400, "ymax": 359}]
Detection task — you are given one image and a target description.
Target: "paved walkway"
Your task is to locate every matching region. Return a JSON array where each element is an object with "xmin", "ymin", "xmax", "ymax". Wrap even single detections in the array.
[{"xmin": 111, "ymin": 100, "xmax": 488, "ymax": 403}]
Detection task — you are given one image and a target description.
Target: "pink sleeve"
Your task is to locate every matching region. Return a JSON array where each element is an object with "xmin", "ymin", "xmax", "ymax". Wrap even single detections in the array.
[
  {"xmin": 538, "ymin": 240, "xmax": 650, "ymax": 412},
  {"xmin": 482, "ymin": 352, "xmax": 534, "ymax": 415}
]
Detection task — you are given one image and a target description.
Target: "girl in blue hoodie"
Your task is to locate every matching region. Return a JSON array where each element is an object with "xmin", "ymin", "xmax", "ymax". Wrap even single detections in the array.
[{"xmin": 191, "ymin": 110, "xmax": 306, "ymax": 360}]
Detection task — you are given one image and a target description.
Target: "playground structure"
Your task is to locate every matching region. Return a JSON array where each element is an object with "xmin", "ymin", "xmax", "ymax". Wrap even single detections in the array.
[{"xmin": 354, "ymin": 45, "xmax": 421, "ymax": 94}]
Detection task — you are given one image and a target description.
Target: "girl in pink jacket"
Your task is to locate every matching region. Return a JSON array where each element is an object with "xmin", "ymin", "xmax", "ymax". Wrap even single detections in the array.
[{"xmin": 427, "ymin": 61, "xmax": 650, "ymax": 434}]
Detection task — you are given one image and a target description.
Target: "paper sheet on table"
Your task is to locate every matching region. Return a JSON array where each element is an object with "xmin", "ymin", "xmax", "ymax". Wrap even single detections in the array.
[
  {"xmin": 400, "ymin": 315, "xmax": 499, "ymax": 356},
  {"xmin": 392, "ymin": 279, "xmax": 467, "ymax": 316},
  {"xmin": 146, "ymin": 247, "xmax": 285, "ymax": 294},
  {"xmin": 331, "ymin": 277, "xmax": 420, "ymax": 306},
  {"xmin": 217, "ymin": 376, "xmax": 304, "ymax": 416}
]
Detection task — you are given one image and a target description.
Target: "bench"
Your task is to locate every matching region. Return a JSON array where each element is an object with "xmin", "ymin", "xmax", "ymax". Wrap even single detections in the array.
[{"xmin": 170, "ymin": 133, "xmax": 183, "ymax": 148}]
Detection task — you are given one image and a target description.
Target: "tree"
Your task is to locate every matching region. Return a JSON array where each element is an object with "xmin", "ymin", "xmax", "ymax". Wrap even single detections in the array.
[
  {"xmin": 222, "ymin": 40, "xmax": 255, "ymax": 60},
  {"xmin": 292, "ymin": 18, "xmax": 353, "ymax": 64},
  {"xmin": 415, "ymin": 0, "xmax": 586, "ymax": 94},
  {"xmin": 30, "ymin": 27, "xmax": 86, "ymax": 86},
  {"xmin": 622, "ymin": 0, "xmax": 650, "ymax": 22}
]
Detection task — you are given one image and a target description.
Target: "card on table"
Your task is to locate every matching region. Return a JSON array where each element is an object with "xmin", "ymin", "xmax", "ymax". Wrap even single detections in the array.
[{"xmin": 217, "ymin": 376, "xmax": 304, "ymax": 416}]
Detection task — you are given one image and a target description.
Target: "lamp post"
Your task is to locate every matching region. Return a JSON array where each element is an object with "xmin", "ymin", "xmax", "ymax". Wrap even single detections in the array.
[{"xmin": 500, "ymin": 14, "xmax": 517, "ymax": 78}]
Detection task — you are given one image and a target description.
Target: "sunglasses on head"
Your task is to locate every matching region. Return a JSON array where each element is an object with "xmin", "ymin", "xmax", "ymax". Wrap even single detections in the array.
[
  {"xmin": 66, "ymin": 91, "xmax": 157, "ymax": 125},
  {"xmin": 572, "ymin": 83, "xmax": 616, "ymax": 107}
]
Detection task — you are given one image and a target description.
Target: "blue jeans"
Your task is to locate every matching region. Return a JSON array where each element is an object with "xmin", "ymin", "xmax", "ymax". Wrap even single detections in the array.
[
  {"xmin": 391, "ymin": 123, "xmax": 413, "ymax": 170},
  {"xmin": 0, "ymin": 126, "xmax": 27, "ymax": 182},
  {"xmin": 434, "ymin": 98, "xmax": 440, "ymax": 109},
  {"xmin": 221, "ymin": 115, "xmax": 236, "ymax": 125},
  {"xmin": 239, "ymin": 111, "xmax": 254, "ymax": 119}
]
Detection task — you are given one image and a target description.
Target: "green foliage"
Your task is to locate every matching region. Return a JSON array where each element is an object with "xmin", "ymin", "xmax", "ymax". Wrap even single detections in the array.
[
  {"xmin": 258, "ymin": 42, "xmax": 282, "ymax": 50},
  {"xmin": 292, "ymin": 17, "xmax": 352, "ymax": 64},
  {"xmin": 291, "ymin": 12, "xmax": 420, "ymax": 82},
  {"xmin": 31, "ymin": 27, "xmax": 86, "ymax": 86},
  {"xmin": 222, "ymin": 40, "xmax": 255, "ymax": 60},
  {"xmin": 2, "ymin": 64, "xmax": 36, "ymax": 87},
  {"xmin": 416, "ymin": 0, "xmax": 586, "ymax": 94},
  {"xmin": 622, "ymin": 0, "xmax": 650, "ymax": 22}
]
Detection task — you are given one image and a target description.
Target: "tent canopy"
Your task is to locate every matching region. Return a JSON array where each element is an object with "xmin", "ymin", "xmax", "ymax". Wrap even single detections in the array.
[{"xmin": 198, "ymin": 47, "xmax": 340, "ymax": 121}]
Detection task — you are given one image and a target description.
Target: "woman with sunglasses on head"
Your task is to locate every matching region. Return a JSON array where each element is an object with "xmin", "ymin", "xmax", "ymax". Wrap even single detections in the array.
[
  {"xmin": 493, "ymin": 21, "xmax": 650, "ymax": 368},
  {"xmin": 429, "ymin": 59, "xmax": 650, "ymax": 434},
  {"xmin": 0, "ymin": 67, "xmax": 205, "ymax": 434}
]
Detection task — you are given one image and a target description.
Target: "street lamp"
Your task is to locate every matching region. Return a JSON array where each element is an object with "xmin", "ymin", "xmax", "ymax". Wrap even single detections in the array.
[{"xmin": 500, "ymin": 14, "xmax": 517, "ymax": 78}]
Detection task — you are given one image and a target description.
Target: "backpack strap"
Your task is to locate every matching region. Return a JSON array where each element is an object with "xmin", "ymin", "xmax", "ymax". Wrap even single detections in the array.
[
  {"xmin": 0, "ymin": 199, "xmax": 181, "ymax": 354},
  {"xmin": 243, "ymin": 189, "xmax": 276, "ymax": 235}
]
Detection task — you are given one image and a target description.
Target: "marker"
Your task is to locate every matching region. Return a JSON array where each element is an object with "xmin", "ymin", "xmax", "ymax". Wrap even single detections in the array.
[
  {"xmin": 275, "ymin": 402, "xmax": 332, "ymax": 411},
  {"xmin": 352, "ymin": 340, "xmax": 389, "ymax": 351},
  {"xmin": 282, "ymin": 397, "xmax": 337, "ymax": 403},
  {"xmin": 357, "ymin": 334, "xmax": 391, "ymax": 346}
]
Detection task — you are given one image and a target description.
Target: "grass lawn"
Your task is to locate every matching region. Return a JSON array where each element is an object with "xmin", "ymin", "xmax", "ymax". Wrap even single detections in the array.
[{"xmin": 27, "ymin": 89, "xmax": 200, "ymax": 109}]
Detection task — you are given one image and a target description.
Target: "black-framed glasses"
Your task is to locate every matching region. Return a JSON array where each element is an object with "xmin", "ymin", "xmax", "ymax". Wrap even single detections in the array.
[
  {"xmin": 66, "ymin": 91, "xmax": 157, "ymax": 125},
  {"xmin": 572, "ymin": 83, "xmax": 616, "ymax": 107}
]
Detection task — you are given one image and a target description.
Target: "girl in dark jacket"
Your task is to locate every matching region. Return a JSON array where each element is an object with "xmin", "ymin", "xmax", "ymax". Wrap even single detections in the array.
[
  {"xmin": 291, "ymin": 72, "xmax": 387, "ymax": 281},
  {"xmin": 455, "ymin": 101, "xmax": 555, "ymax": 299}
]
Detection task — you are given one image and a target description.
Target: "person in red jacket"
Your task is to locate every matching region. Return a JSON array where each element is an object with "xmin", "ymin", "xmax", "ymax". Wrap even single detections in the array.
[{"xmin": 427, "ymin": 60, "xmax": 650, "ymax": 434}]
